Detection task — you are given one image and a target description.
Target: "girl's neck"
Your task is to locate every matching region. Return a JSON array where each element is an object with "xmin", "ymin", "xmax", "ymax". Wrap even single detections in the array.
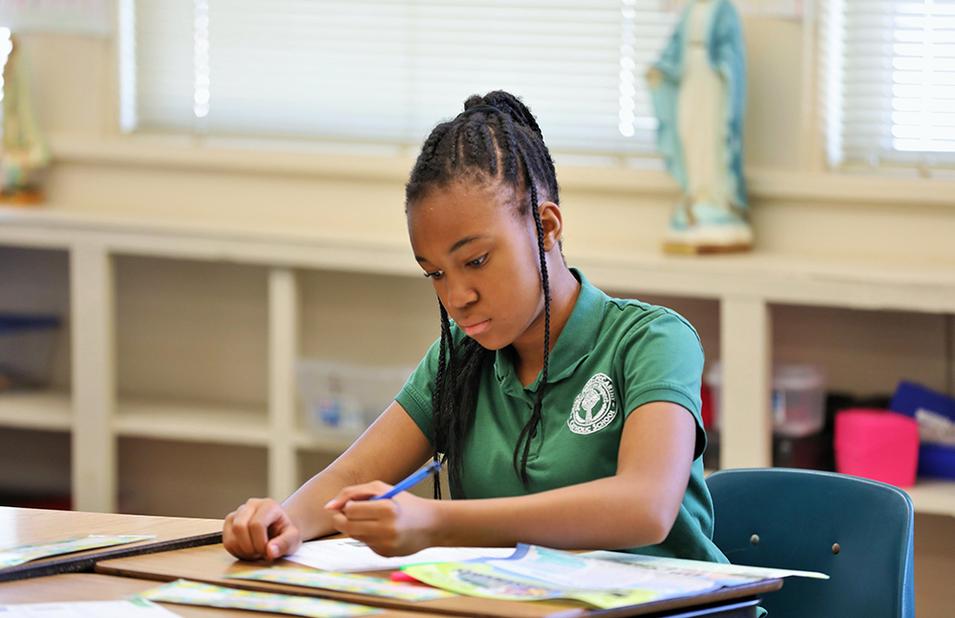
[{"xmin": 511, "ymin": 262, "xmax": 581, "ymax": 387}]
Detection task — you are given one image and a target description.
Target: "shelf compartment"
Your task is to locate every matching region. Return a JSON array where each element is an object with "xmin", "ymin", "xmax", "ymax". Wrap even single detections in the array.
[
  {"xmin": 908, "ymin": 480, "xmax": 955, "ymax": 518},
  {"xmin": 0, "ymin": 391, "xmax": 71, "ymax": 431},
  {"xmin": 293, "ymin": 427, "xmax": 361, "ymax": 454},
  {"xmin": 115, "ymin": 399, "xmax": 268, "ymax": 446}
]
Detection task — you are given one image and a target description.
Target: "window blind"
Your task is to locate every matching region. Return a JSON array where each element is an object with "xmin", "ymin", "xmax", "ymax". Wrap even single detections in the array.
[
  {"xmin": 821, "ymin": 0, "xmax": 955, "ymax": 170},
  {"xmin": 120, "ymin": 0, "xmax": 679, "ymax": 156}
]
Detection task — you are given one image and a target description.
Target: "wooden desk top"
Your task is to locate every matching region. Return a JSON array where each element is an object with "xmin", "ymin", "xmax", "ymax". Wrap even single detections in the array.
[
  {"xmin": 0, "ymin": 507, "xmax": 222, "ymax": 581},
  {"xmin": 0, "ymin": 573, "xmax": 435, "ymax": 617},
  {"xmin": 97, "ymin": 543, "xmax": 782, "ymax": 618}
]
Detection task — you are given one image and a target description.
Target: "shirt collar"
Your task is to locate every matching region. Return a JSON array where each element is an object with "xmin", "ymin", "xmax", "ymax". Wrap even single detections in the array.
[{"xmin": 494, "ymin": 267, "xmax": 607, "ymax": 393}]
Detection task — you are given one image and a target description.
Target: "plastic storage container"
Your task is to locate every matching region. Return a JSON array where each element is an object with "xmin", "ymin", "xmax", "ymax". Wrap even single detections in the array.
[
  {"xmin": 704, "ymin": 362, "xmax": 826, "ymax": 437},
  {"xmin": 834, "ymin": 408, "xmax": 919, "ymax": 487},
  {"xmin": 0, "ymin": 313, "xmax": 61, "ymax": 390},
  {"xmin": 296, "ymin": 359, "xmax": 414, "ymax": 434},
  {"xmin": 890, "ymin": 380, "xmax": 955, "ymax": 480}
]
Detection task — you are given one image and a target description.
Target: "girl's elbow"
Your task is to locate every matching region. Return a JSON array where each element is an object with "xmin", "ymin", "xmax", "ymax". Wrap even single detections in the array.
[
  {"xmin": 641, "ymin": 504, "xmax": 679, "ymax": 546},
  {"xmin": 612, "ymin": 508, "xmax": 673, "ymax": 548},
  {"xmin": 647, "ymin": 516, "xmax": 673, "ymax": 546}
]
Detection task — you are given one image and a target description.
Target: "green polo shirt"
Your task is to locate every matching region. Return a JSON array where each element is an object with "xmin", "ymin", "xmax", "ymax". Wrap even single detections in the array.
[{"xmin": 395, "ymin": 268, "xmax": 726, "ymax": 563}]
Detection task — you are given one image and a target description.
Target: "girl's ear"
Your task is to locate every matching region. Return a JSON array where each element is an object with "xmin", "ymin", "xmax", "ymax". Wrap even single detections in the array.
[{"xmin": 537, "ymin": 201, "xmax": 563, "ymax": 251}]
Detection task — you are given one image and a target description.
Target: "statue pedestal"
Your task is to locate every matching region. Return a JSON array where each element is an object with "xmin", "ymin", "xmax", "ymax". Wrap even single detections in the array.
[
  {"xmin": 0, "ymin": 188, "xmax": 45, "ymax": 206},
  {"xmin": 662, "ymin": 200, "xmax": 753, "ymax": 255},
  {"xmin": 663, "ymin": 239, "xmax": 752, "ymax": 255}
]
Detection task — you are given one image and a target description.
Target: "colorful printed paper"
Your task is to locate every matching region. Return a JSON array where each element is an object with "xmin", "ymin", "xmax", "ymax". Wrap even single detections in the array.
[
  {"xmin": 484, "ymin": 545, "xmax": 727, "ymax": 593},
  {"xmin": 403, "ymin": 544, "xmax": 825, "ymax": 610},
  {"xmin": 0, "ymin": 534, "xmax": 156, "ymax": 569},
  {"xmin": 583, "ymin": 550, "xmax": 829, "ymax": 581},
  {"xmin": 401, "ymin": 561, "xmax": 658, "ymax": 609},
  {"xmin": 0, "ymin": 598, "xmax": 178, "ymax": 617},
  {"xmin": 139, "ymin": 579, "xmax": 382, "ymax": 618},
  {"xmin": 230, "ymin": 567, "xmax": 456, "ymax": 601}
]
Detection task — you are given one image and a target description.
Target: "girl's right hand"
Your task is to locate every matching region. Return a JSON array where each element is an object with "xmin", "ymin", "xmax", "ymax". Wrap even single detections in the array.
[{"xmin": 223, "ymin": 498, "xmax": 302, "ymax": 561}]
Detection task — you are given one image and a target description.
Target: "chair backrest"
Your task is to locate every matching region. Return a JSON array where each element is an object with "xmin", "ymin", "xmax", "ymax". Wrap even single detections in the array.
[{"xmin": 707, "ymin": 468, "xmax": 915, "ymax": 618}]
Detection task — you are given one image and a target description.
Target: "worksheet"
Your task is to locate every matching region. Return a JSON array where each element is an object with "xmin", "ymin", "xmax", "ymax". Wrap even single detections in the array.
[
  {"xmin": 139, "ymin": 579, "xmax": 382, "ymax": 618},
  {"xmin": 403, "ymin": 545, "xmax": 826, "ymax": 609},
  {"xmin": 401, "ymin": 561, "xmax": 661, "ymax": 609},
  {"xmin": 0, "ymin": 535, "xmax": 156, "ymax": 569},
  {"xmin": 288, "ymin": 537, "xmax": 516, "ymax": 572},
  {"xmin": 0, "ymin": 598, "xmax": 178, "ymax": 617},
  {"xmin": 582, "ymin": 550, "xmax": 829, "ymax": 581}
]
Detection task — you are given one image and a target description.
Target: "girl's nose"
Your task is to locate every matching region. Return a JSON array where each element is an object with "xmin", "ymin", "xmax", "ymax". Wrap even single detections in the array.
[{"xmin": 447, "ymin": 279, "xmax": 478, "ymax": 309}]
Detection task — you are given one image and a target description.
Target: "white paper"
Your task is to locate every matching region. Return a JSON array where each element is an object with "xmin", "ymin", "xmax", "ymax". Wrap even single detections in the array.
[
  {"xmin": 288, "ymin": 538, "xmax": 517, "ymax": 572},
  {"xmin": 916, "ymin": 408, "xmax": 955, "ymax": 447},
  {"xmin": 0, "ymin": 599, "xmax": 181, "ymax": 617}
]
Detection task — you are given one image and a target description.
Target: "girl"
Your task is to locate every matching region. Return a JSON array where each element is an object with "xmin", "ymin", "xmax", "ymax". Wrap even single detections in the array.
[{"xmin": 223, "ymin": 91, "xmax": 726, "ymax": 565}]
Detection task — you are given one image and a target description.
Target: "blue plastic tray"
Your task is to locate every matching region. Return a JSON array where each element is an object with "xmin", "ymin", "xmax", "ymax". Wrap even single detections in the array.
[{"xmin": 891, "ymin": 381, "xmax": 955, "ymax": 480}]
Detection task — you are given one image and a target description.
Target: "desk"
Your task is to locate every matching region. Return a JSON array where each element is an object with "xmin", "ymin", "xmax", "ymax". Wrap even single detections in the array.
[
  {"xmin": 0, "ymin": 507, "xmax": 221, "ymax": 581},
  {"xmin": 0, "ymin": 573, "xmax": 437, "ymax": 617},
  {"xmin": 97, "ymin": 543, "xmax": 781, "ymax": 617}
]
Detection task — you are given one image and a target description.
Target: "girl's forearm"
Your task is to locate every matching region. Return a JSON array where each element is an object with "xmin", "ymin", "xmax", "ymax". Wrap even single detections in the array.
[
  {"xmin": 283, "ymin": 465, "xmax": 358, "ymax": 541},
  {"xmin": 433, "ymin": 475, "xmax": 673, "ymax": 550},
  {"xmin": 281, "ymin": 404, "xmax": 434, "ymax": 542}
]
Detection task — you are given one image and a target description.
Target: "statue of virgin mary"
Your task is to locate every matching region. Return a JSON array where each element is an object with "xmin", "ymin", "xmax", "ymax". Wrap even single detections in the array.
[
  {"xmin": 647, "ymin": 0, "xmax": 751, "ymax": 253},
  {"xmin": 1, "ymin": 34, "xmax": 50, "ymax": 204}
]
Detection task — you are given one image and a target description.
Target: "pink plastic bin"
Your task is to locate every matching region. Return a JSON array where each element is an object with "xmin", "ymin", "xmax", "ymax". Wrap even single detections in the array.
[{"xmin": 834, "ymin": 408, "xmax": 919, "ymax": 488}]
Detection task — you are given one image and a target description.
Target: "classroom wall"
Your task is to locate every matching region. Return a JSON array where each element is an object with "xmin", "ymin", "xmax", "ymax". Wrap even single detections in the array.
[
  {"xmin": 8, "ymin": 0, "xmax": 955, "ymax": 497},
  {"xmin": 2, "ymin": 9, "xmax": 954, "ymax": 614}
]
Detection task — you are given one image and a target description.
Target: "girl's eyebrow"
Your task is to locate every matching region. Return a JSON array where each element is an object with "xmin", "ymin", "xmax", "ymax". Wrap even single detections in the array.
[
  {"xmin": 415, "ymin": 234, "xmax": 489, "ymax": 264},
  {"xmin": 447, "ymin": 234, "xmax": 488, "ymax": 255}
]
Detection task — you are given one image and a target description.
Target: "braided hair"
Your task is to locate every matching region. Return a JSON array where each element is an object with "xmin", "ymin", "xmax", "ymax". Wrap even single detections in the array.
[{"xmin": 404, "ymin": 91, "xmax": 561, "ymax": 499}]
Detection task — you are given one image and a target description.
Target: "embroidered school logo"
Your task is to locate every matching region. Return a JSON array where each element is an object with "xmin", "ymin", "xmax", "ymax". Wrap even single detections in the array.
[{"xmin": 567, "ymin": 373, "xmax": 617, "ymax": 435}]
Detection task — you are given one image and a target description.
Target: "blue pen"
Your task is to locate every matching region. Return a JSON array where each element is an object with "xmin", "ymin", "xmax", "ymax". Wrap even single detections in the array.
[{"xmin": 370, "ymin": 460, "xmax": 442, "ymax": 501}]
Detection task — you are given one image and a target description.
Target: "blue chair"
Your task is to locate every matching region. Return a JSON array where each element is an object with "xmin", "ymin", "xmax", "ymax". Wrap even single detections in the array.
[{"xmin": 707, "ymin": 468, "xmax": 915, "ymax": 618}]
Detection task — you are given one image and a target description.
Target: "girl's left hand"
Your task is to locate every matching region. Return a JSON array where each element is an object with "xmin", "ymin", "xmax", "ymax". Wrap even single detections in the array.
[{"xmin": 324, "ymin": 481, "xmax": 441, "ymax": 556}]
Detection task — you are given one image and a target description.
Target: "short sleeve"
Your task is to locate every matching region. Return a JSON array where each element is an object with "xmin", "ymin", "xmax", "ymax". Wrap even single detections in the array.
[
  {"xmin": 619, "ymin": 310, "xmax": 707, "ymax": 459},
  {"xmin": 395, "ymin": 337, "xmax": 442, "ymax": 446}
]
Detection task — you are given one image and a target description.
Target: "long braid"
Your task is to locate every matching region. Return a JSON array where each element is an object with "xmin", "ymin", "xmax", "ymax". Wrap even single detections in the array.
[
  {"xmin": 431, "ymin": 301, "xmax": 452, "ymax": 500},
  {"xmin": 513, "ymin": 174, "xmax": 551, "ymax": 484},
  {"xmin": 405, "ymin": 91, "xmax": 561, "ymax": 497}
]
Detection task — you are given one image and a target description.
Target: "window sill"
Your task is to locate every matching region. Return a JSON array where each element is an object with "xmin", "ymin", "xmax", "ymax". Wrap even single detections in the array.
[{"xmin": 49, "ymin": 133, "xmax": 955, "ymax": 209}]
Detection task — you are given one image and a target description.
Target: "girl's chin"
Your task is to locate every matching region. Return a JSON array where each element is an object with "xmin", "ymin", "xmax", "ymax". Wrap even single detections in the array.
[{"xmin": 467, "ymin": 332, "xmax": 510, "ymax": 351}]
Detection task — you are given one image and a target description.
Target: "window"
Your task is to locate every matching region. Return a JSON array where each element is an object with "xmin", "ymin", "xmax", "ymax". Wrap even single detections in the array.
[
  {"xmin": 119, "ymin": 1, "xmax": 678, "ymax": 157},
  {"xmin": 822, "ymin": 0, "xmax": 955, "ymax": 171}
]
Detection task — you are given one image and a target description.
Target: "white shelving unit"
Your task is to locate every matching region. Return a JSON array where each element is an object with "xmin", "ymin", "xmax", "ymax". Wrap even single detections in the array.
[
  {"xmin": 0, "ymin": 391, "xmax": 71, "ymax": 432},
  {"xmin": 1, "ymin": 206, "xmax": 954, "ymax": 516},
  {"xmin": 908, "ymin": 481, "xmax": 955, "ymax": 517},
  {"xmin": 114, "ymin": 400, "xmax": 270, "ymax": 447}
]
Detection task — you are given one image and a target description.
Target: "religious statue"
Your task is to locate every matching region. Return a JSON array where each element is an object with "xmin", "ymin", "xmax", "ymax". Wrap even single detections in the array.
[
  {"xmin": 1, "ymin": 34, "xmax": 49, "ymax": 205},
  {"xmin": 647, "ymin": 0, "xmax": 751, "ymax": 254}
]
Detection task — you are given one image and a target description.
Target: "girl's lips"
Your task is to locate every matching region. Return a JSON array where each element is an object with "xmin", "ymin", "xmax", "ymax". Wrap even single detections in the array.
[{"xmin": 463, "ymin": 319, "xmax": 491, "ymax": 337}]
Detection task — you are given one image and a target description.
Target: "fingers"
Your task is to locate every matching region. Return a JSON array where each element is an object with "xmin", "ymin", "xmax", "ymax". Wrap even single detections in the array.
[
  {"xmin": 249, "ymin": 501, "xmax": 286, "ymax": 557},
  {"xmin": 223, "ymin": 498, "xmax": 289, "ymax": 560},
  {"xmin": 330, "ymin": 499, "xmax": 400, "ymax": 550},
  {"xmin": 329, "ymin": 499, "xmax": 396, "ymax": 531},
  {"xmin": 330, "ymin": 500, "xmax": 393, "ymax": 531},
  {"xmin": 343, "ymin": 498, "xmax": 397, "ymax": 521},
  {"xmin": 265, "ymin": 523, "xmax": 302, "ymax": 561},
  {"xmin": 223, "ymin": 505, "xmax": 256, "ymax": 558},
  {"xmin": 333, "ymin": 517, "xmax": 391, "ymax": 540},
  {"xmin": 324, "ymin": 481, "xmax": 393, "ymax": 511},
  {"xmin": 330, "ymin": 512, "xmax": 402, "ymax": 556}
]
